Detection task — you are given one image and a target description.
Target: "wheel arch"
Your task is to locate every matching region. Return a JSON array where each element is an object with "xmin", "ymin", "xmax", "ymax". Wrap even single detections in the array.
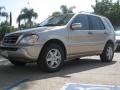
[
  {"xmin": 106, "ymin": 39, "xmax": 114, "ymax": 47},
  {"xmin": 103, "ymin": 39, "xmax": 115, "ymax": 52},
  {"xmin": 39, "ymin": 39, "xmax": 67, "ymax": 60}
]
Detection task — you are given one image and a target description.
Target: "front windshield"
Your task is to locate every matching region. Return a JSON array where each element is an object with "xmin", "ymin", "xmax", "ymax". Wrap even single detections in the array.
[{"xmin": 39, "ymin": 14, "xmax": 74, "ymax": 27}]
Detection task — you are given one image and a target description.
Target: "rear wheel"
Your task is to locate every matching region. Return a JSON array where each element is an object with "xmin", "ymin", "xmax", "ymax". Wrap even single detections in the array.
[
  {"xmin": 9, "ymin": 59, "xmax": 26, "ymax": 66},
  {"xmin": 100, "ymin": 43, "xmax": 114, "ymax": 62},
  {"xmin": 37, "ymin": 44, "xmax": 64, "ymax": 72}
]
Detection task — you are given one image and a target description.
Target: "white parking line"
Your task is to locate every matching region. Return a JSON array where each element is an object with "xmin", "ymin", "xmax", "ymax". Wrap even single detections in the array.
[{"xmin": 61, "ymin": 83, "xmax": 120, "ymax": 90}]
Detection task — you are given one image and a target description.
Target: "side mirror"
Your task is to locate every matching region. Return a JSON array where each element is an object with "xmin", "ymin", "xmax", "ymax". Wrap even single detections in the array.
[{"xmin": 71, "ymin": 23, "xmax": 82, "ymax": 30}]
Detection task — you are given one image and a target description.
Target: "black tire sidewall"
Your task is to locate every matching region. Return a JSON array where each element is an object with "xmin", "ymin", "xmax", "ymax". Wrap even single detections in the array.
[{"xmin": 100, "ymin": 43, "xmax": 114, "ymax": 62}]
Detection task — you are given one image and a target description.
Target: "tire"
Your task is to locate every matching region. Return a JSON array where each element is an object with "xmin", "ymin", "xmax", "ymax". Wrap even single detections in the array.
[
  {"xmin": 9, "ymin": 59, "xmax": 26, "ymax": 66},
  {"xmin": 100, "ymin": 43, "xmax": 114, "ymax": 62},
  {"xmin": 37, "ymin": 44, "xmax": 64, "ymax": 73}
]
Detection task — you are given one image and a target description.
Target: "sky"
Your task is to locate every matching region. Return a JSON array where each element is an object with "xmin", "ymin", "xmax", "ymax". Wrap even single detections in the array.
[{"xmin": 0, "ymin": 0, "xmax": 96, "ymax": 27}]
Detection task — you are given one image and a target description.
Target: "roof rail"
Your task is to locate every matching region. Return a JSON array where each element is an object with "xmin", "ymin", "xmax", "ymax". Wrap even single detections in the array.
[{"xmin": 79, "ymin": 11, "xmax": 105, "ymax": 17}]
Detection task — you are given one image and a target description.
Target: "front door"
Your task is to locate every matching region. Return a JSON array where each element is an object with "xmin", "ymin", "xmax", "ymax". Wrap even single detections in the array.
[{"xmin": 69, "ymin": 14, "xmax": 92, "ymax": 55}]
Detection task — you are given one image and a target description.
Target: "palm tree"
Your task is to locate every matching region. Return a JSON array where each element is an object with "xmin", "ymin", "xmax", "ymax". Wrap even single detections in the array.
[
  {"xmin": 17, "ymin": 8, "xmax": 38, "ymax": 28},
  {"xmin": 17, "ymin": 14, "xmax": 24, "ymax": 28},
  {"xmin": 52, "ymin": 5, "xmax": 75, "ymax": 16},
  {"xmin": 52, "ymin": 12, "xmax": 61, "ymax": 16},
  {"xmin": 60, "ymin": 5, "xmax": 75, "ymax": 14},
  {"xmin": 0, "ymin": 6, "xmax": 8, "ymax": 21}
]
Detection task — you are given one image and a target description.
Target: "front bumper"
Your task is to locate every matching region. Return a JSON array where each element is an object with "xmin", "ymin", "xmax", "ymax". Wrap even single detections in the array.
[{"xmin": 0, "ymin": 45, "xmax": 42, "ymax": 62}]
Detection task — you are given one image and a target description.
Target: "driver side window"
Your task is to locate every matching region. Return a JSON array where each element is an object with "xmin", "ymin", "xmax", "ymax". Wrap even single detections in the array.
[{"xmin": 72, "ymin": 14, "xmax": 89, "ymax": 30}]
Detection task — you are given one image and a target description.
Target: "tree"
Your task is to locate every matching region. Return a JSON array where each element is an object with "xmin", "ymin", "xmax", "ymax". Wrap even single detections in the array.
[
  {"xmin": 9, "ymin": 12, "xmax": 12, "ymax": 26},
  {"xmin": 52, "ymin": 5, "xmax": 75, "ymax": 16},
  {"xmin": 0, "ymin": 7, "xmax": 16, "ymax": 40},
  {"xmin": 0, "ymin": 22, "xmax": 17, "ymax": 40},
  {"xmin": 109, "ymin": 0, "xmax": 120, "ymax": 27},
  {"xmin": 60, "ymin": 5, "xmax": 75, "ymax": 14},
  {"xmin": 52, "ymin": 12, "xmax": 61, "ymax": 16},
  {"xmin": 17, "ymin": 14, "xmax": 24, "ymax": 28},
  {"xmin": 92, "ymin": 0, "xmax": 120, "ymax": 27},
  {"xmin": 0, "ymin": 6, "xmax": 8, "ymax": 21},
  {"xmin": 92, "ymin": 0, "xmax": 112, "ymax": 15},
  {"xmin": 17, "ymin": 8, "xmax": 38, "ymax": 28}
]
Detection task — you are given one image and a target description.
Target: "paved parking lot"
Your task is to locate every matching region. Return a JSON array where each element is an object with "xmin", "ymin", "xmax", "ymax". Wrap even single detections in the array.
[{"xmin": 0, "ymin": 52, "xmax": 120, "ymax": 90}]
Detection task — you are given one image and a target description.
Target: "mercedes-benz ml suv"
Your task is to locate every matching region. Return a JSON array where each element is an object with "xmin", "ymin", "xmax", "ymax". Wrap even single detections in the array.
[{"xmin": 0, "ymin": 13, "xmax": 115, "ymax": 72}]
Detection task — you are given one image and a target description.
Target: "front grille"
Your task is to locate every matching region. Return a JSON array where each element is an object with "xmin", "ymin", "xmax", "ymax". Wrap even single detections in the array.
[{"xmin": 3, "ymin": 35, "xmax": 20, "ymax": 44}]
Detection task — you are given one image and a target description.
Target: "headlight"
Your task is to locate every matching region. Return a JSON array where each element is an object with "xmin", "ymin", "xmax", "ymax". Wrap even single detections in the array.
[{"xmin": 20, "ymin": 34, "xmax": 39, "ymax": 45}]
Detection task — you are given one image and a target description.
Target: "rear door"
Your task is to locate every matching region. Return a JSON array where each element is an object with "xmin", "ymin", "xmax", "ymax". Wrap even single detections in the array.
[{"xmin": 88, "ymin": 15, "xmax": 108, "ymax": 51}]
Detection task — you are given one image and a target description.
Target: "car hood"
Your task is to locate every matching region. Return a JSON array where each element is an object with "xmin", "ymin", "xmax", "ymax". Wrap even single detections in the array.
[{"xmin": 6, "ymin": 26, "xmax": 65, "ymax": 36}]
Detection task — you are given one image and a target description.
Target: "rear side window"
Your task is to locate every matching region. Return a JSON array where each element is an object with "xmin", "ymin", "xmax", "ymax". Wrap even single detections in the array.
[
  {"xmin": 104, "ymin": 18, "xmax": 114, "ymax": 30},
  {"xmin": 72, "ymin": 14, "xmax": 89, "ymax": 30},
  {"xmin": 89, "ymin": 15, "xmax": 105, "ymax": 30}
]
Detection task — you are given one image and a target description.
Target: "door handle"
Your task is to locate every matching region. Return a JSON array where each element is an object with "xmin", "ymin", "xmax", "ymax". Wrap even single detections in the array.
[{"xmin": 88, "ymin": 32, "xmax": 93, "ymax": 35}]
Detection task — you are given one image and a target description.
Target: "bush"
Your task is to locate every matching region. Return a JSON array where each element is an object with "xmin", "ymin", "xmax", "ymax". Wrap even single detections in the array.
[{"xmin": 0, "ymin": 25, "xmax": 17, "ymax": 41}]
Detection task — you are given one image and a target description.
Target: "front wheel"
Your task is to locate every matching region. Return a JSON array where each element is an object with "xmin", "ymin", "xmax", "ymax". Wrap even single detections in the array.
[
  {"xmin": 37, "ymin": 44, "xmax": 64, "ymax": 72},
  {"xmin": 100, "ymin": 43, "xmax": 114, "ymax": 62}
]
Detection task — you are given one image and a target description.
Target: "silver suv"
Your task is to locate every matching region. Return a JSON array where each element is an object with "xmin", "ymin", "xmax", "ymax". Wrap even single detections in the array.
[{"xmin": 0, "ymin": 13, "xmax": 115, "ymax": 72}]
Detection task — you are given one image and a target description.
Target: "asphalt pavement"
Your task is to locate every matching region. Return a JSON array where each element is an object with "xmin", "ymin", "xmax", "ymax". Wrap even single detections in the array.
[{"xmin": 0, "ymin": 52, "xmax": 120, "ymax": 90}]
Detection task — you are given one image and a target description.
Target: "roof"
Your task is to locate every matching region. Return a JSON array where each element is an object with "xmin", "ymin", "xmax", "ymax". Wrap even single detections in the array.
[{"xmin": 78, "ymin": 11, "xmax": 106, "ymax": 18}]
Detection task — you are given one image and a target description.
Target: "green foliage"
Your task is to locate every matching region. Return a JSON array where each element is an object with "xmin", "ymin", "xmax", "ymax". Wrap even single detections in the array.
[
  {"xmin": 52, "ymin": 12, "xmax": 62, "ymax": 17},
  {"xmin": 20, "ymin": 22, "xmax": 37, "ymax": 29},
  {"xmin": 0, "ymin": 22, "xmax": 17, "ymax": 40},
  {"xmin": 0, "ymin": 6, "xmax": 16, "ymax": 40},
  {"xmin": 17, "ymin": 7, "xmax": 38, "ymax": 29},
  {"xmin": 0, "ymin": 6, "xmax": 8, "ymax": 18},
  {"xmin": 52, "ymin": 5, "xmax": 75, "ymax": 16},
  {"xmin": 60, "ymin": 5, "xmax": 75, "ymax": 14},
  {"xmin": 92, "ymin": 0, "xmax": 120, "ymax": 27}
]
